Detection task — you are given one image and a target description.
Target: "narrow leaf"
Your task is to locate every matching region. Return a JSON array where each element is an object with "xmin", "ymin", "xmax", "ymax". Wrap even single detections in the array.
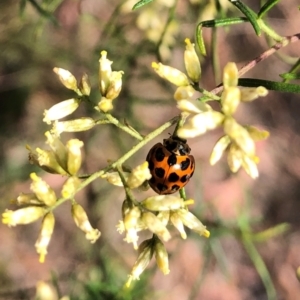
[
  {"xmin": 258, "ymin": 0, "xmax": 280, "ymax": 19},
  {"xmin": 280, "ymin": 73, "xmax": 300, "ymax": 80},
  {"xmin": 132, "ymin": 0, "xmax": 153, "ymax": 10},
  {"xmin": 230, "ymin": 0, "xmax": 261, "ymax": 36},
  {"xmin": 238, "ymin": 78, "xmax": 300, "ymax": 94}
]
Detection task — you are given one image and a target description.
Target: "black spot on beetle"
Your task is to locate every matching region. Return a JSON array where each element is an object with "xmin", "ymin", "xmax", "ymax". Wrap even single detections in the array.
[
  {"xmin": 167, "ymin": 154, "xmax": 177, "ymax": 166},
  {"xmin": 157, "ymin": 183, "xmax": 168, "ymax": 192},
  {"xmin": 181, "ymin": 158, "xmax": 191, "ymax": 170},
  {"xmin": 180, "ymin": 175, "xmax": 188, "ymax": 183},
  {"xmin": 155, "ymin": 168, "xmax": 165, "ymax": 178},
  {"xmin": 155, "ymin": 147, "xmax": 165, "ymax": 162},
  {"xmin": 168, "ymin": 172, "xmax": 179, "ymax": 182},
  {"xmin": 170, "ymin": 184, "xmax": 180, "ymax": 192}
]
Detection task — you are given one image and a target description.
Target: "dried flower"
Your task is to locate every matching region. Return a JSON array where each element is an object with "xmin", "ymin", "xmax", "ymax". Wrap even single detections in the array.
[
  {"xmin": 35, "ymin": 212, "xmax": 55, "ymax": 263},
  {"xmin": 72, "ymin": 203, "xmax": 101, "ymax": 243},
  {"xmin": 141, "ymin": 195, "xmax": 193, "ymax": 211},
  {"xmin": 66, "ymin": 139, "xmax": 84, "ymax": 175},
  {"xmin": 152, "ymin": 62, "xmax": 190, "ymax": 86},
  {"xmin": 30, "ymin": 173, "xmax": 57, "ymax": 206},
  {"xmin": 184, "ymin": 38, "xmax": 201, "ymax": 83},
  {"xmin": 99, "ymin": 50, "xmax": 112, "ymax": 95},
  {"xmin": 52, "ymin": 118, "xmax": 95, "ymax": 136},
  {"xmin": 43, "ymin": 99, "xmax": 80, "ymax": 125},
  {"xmin": 154, "ymin": 237, "xmax": 170, "ymax": 275},
  {"xmin": 141, "ymin": 212, "xmax": 171, "ymax": 242},
  {"xmin": 27, "ymin": 146, "xmax": 67, "ymax": 175},
  {"xmin": 126, "ymin": 239, "xmax": 154, "ymax": 287},
  {"xmin": 61, "ymin": 177, "xmax": 81, "ymax": 198},
  {"xmin": 2, "ymin": 207, "xmax": 46, "ymax": 227},
  {"xmin": 53, "ymin": 67, "xmax": 79, "ymax": 93},
  {"xmin": 79, "ymin": 73, "xmax": 91, "ymax": 96},
  {"xmin": 127, "ymin": 161, "xmax": 152, "ymax": 189}
]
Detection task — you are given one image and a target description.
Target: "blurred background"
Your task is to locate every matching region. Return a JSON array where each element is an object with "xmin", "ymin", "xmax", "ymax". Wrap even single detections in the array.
[{"xmin": 0, "ymin": 0, "xmax": 300, "ymax": 299}]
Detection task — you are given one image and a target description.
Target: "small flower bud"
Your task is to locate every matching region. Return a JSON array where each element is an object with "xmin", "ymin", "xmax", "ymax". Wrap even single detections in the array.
[
  {"xmin": 184, "ymin": 38, "xmax": 201, "ymax": 82},
  {"xmin": 223, "ymin": 62, "xmax": 238, "ymax": 88},
  {"xmin": 246, "ymin": 126, "xmax": 270, "ymax": 141},
  {"xmin": 126, "ymin": 239, "xmax": 154, "ymax": 287},
  {"xmin": 52, "ymin": 118, "xmax": 96, "ymax": 135},
  {"xmin": 224, "ymin": 118, "xmax": 255, "ymax": 157},
  {"xmin": 240, "ymin": 86, "xmax": 268, "ymax": 102},
  {"xmin": 2, "ymin": 207, "xmax": 46, "ymax": 227},
  {"xmin": 30, "ymin": 173, "xmax": 57, "ymax": 206},
  {"xmin": 141, "ymin": 195, "xmax": 190, "ymax": 211},
  {"xmin": 61, "ymin": 176, "xmax": 81, "ymax": 198},
  {"xmin": 176, "ymin": 209, "xmax": 210, "ymax": 238},
  {"xmin": 79, "ymin": 73, "xmax": 91, "ymax": 96},
  {"xmin": 227, "ymin": 143, "xmax": 242, "ymax": 173},
  {"xmin": 210, "ymin": 135, "xmax": 231, "ymax": 165},
  {"xmin": 142, "ymin": 212, "xmax": 171, "ymax": 242},
  {"xmin": 124, "ymin": 207, "xmax": 142, "ymax": 230},
  {"xmin": 72, "ymin": 203, "xmax": 101, "ymax": 243},
  {"xmin": 106, "ymin": 71, "xmax": 123, "ymax": 100},
  {"xmin": 14, "ymin": 192, "xmax": 42, "ymax": 206},
  {"xmin": 170, "ymin": 211, "xmax": 187, "ymax": 239},
  {"xmin": 123, "ymin": 206, "xmax": 143, "ymax": 249},
  {"xmin": 66, "ymin": 139, "xmax": 84, "ymax": 175},
  {"xmin": 27, "ymin": 146, "xmax": 67, "ymax": 175},
  {"xmin": 53, "ymin": 67, "xmax": 79, "ymax": 92},
  {"xmin": 177, "ymin": 111, "xmax": 224, "ymax": 139},
  {"xmin": 152, "ymin": 62, "xmax": 190, "ymax": 86},
  {"xmin": 176, "ymin": 99, "xmax": 211, "ymax": 114},
  {"xmin": 156, "ymin": 210, "xmax": 170, "ymax": 227},
  {"xmin": 154, "ymin": 237, "xmax": 170, "ymax": 275},
  {"xmin": 174, "ymin": 85, "xmax": 195, "ymax": 101},
  {"xmin": 127, "ymin": 161, "xmax": 152, "ymax": 189},
  {"xmin": 241, "ymin": 154, "xmax": 259, "ymax": 179},
  {"xmin": 97, "ymin": 97, "xmax": 114, "ymax": 112},
  {"xmin": 35, "ymin": 281, "xmax": 57, "ymax": 300},
  {"xmin": 35, "ymin": 212, "xmax": 55, "ymax": 263},
  {"xmin": 43, "ymin": 99, "xmax": 80, "ymax": 125},
  {"xmin": 102, "ymin": 171, "xmax": 130, "ymax": 187},
  {"xmin": 45, "ymin": 131, "xmax": 68, "ymax": 170},
  {"xmin": 99, "ymin": 50, "xmax": 112, "ymax": 95},
  {"xmin": 221, "ymin": 86, "xmax": 241, "ymax": 116}
]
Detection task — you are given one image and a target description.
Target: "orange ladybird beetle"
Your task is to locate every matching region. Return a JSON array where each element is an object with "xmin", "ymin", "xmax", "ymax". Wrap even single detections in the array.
[{"xmin": 146, "ymin": 136, "xmax": 195, "ymax": 194}]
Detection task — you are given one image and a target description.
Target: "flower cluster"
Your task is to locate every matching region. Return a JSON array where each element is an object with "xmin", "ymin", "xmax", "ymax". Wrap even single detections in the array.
[
  {"xmin": 1, "ymin": 51, "xmax": 124, "ymax": 264},
  {"xmin": 98, "ymin": 50, "xmax": 123, "ymax": 112},
  {"xmin": 153, "ymin": 41, "xmax": 269, "ymax": 178},
  {"xmin": 116, "ymin": 194, "xmax": 209, "ymax": 286}
]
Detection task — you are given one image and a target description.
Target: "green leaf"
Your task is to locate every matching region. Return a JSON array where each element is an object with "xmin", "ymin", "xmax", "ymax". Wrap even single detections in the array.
[
  {"xmin": 258, "ymin": 0, "xmax": 280, "ymax": 19},
  {"xmin": 252, "ymin": 223, "xmax": 290, "ymax": 243},
  {"xmin": 132, "ymin": 0, "xmax": 154, "ymax": 10},
  {"xmin": 195, "ymin": 17, "xmax": 248, "ymax": 56},
  {"xmin": 238, "ymin": 78, "xmax": 300, "ymax": 93},
  {"xmin": 196, "ymin": 24, "xmax": 207, "ymax": 56},
  {"xmin": 229, "ymin": 0, "xmax": 261, "ymax": 36},
  {"xmin": 280, "ymin": 73, "xmax": 300, "ymax": 80},
  {"xmin": 197, "ymin": 17, "xmax": 248, "ymax": 28}
]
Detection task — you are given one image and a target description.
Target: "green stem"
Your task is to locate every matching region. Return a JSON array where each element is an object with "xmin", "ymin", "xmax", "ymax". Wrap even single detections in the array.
[
  {"xmin": 50, "ymin": 115, "xmax": 180, "ymax": 210},
  {"xmin": 105, "ymin": 113, "xmax": 143, "ymax": 140},
  {"xmin": 242, "ymin": 236, "xmax": 277, "ymax": 300},
  {"xmin": 116, "ymin": 165, "xmax": 139, "ymax": 206},
  {"xmin": 257, "ymin": 18, "xmax": 283, "ymax": 42}
]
